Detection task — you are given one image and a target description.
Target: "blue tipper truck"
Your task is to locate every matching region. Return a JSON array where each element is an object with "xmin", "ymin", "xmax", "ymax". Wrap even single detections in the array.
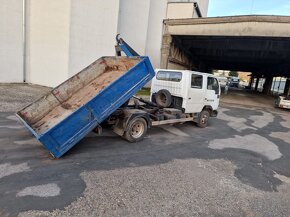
[
  {"xmin": 16, "ymin": 36, "xmax": 155, "ymax": 158},
  {"xmin": 17, "ymin": 36, "xmax": 216, "ymax": 158}
]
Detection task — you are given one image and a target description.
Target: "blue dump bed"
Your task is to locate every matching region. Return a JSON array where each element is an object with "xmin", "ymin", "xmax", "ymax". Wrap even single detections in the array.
[{"xmin": 17, "ymin": 56, "xmax": 154, "ymax": 158}]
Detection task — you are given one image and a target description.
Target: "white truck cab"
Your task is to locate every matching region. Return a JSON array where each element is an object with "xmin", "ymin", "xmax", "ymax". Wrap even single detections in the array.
[
  {"xmin": 111, "ymin": 69, "xmax": 221, "ymax": 142},
  {"xmin": 151, "ymin": 69, "xmax": 220, "ymax": 116}
]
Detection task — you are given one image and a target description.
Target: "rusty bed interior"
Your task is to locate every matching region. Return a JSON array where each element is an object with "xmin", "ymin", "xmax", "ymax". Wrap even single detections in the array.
[{"xmin": 17, "ymin": 57, "xmax": 140, "ymax": 134}]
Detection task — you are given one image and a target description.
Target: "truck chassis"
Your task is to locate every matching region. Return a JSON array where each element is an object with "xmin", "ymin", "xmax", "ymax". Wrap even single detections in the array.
[{"xmin": 102, "ymin": 96, "xmax": 213, "ymax": 142}]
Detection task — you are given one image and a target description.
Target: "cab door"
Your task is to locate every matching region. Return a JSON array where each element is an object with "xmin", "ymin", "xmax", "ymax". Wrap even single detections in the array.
[
  {"xmin": 205, "ymin": 77, "xmax": 220, "ymax": 110},
  {"xmin": 186, "ymin": 73, "xmax": 206, "ymax": 113}
]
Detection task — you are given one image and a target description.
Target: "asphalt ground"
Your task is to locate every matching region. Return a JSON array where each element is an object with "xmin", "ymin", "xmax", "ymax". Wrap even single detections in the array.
[{"xmin": 0, "ymin": 84, "xmax": 290, "ymax": 217}]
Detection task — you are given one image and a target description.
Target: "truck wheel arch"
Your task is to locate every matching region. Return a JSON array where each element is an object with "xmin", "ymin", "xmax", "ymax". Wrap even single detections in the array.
[
  {"xmin": 125, "ymin": 114, "xmax": 151, "ymax": 131},
  {"xmin": 202, "ymin": 106, "xmax": 218, "ymax": 117},
  {"xmin": 112, "ymin": 111, "xmax": 151, "ymax": 137},
  {"xmin": 202, "ymin": 105, "xmax": 213, "ymax": 113}
]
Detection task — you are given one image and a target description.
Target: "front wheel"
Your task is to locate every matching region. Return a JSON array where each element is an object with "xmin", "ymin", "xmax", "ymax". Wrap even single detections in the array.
[
  {"xmin": 197, "ymin": 110, "xmax": 210, "ymax": 128},
  {"xmin": 123, "ymin": 117, "xmax": 147, "ymax": 142}
]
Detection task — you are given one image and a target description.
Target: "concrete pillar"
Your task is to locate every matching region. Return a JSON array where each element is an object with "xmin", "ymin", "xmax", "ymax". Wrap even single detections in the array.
[
  {"xmin": 284, "ymin": 78, "xmax": 290, "ymax": 95},
  {"xmin": 249, "ymin": 76, "xmax": 254, "ymax": 89},
  {"xmin": 255, "ymin": 77, "xmax": 260, "ymax": 91},
  {"xmin": 262, "ymin": 77, "xmax": 273, "ymax": 95},
  {"xmin": 160, "ymin": 34, "xmax": 172, "ymax": 69}
]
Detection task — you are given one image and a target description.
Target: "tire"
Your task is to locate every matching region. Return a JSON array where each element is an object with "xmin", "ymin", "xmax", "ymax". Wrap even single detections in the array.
[
  {"xmin": 123, "ymin": 117, "xmax": 147, "ymax": 142},
  {"xmin": 156, "ymin": 89, "xmax": 172, "ymax": 107},
  {"xmin": 197, "ymin": 110, "xmax": 210, "ymax": 128}
]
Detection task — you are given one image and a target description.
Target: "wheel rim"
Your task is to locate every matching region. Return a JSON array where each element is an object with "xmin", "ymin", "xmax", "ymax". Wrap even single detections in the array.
[
  {"xmin": 201, "ymin": 114, "xmax": 209, "ymax": 124},
  {"xmin": 131, "ymin": 121, "xmax": 145, "ymax": 139},
  {"xmin": 160, "ymin": 94, "xmax": 167, "ymax": 104}
]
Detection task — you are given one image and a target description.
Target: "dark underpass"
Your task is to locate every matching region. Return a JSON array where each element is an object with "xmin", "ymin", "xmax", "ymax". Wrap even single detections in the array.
[{"xmin": 161, "ymin": 15, "xmax": 290, "ymax": 96}]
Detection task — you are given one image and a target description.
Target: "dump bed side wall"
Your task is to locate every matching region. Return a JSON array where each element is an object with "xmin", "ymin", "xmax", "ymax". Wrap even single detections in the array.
[
  {"xmin": 17, "ymin": 93, "xmax": 60, "ymax": 126},
  {"xmin": 17, "ymin": 58, "xmax": 106, "ymax": 127},
  {"xmin": 17, "ymin": 57, "xmax": 140, "ymax": 132},
  {"xmin": 88, "ymin": 60, "xmax": 154, "ymax": 122},
  {"xmin": 51, "ymin": 58, "xmax": 106, "ymax": 103},
  {"xmin": 39, "ymin": 106, "xmax": 98, "ymax": 156}
]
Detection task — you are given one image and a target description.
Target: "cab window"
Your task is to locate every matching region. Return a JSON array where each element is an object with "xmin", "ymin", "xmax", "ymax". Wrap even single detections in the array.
[
  {"xmin": 156, "ymin": 71, "xmax": 182, "ymax": 82},
  {"xmin": 191, "ymin": 74, "xmax": 203, "ymax": 89},
  {"xmin": 207, "ymin": 77, "xmax": 219, "ymax": 94}
]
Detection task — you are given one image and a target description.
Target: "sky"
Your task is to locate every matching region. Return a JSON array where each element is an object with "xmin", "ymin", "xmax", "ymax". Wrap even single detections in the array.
[{"xmin": 208, "ymin": 0, "xmax": 290, "ymax": 17}]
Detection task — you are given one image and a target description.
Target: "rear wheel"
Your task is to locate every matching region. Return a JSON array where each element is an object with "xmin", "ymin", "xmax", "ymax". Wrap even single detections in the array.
[
  {"xmin": 123, "ymin": 117, "xmax": 147, "ymax": 142},
  {"xmin": 197, "ymin": 110, "xmax": 210, "ymax": 128}
]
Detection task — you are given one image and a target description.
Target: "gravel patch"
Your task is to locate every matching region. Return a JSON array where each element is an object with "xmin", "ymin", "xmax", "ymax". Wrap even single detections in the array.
[{"xmin": 19, "ymin": 159, "xmax": 290, "ymax": 217}]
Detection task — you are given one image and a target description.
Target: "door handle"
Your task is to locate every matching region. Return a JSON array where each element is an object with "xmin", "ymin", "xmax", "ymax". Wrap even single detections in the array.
[{"xmin": 188, "ymin": 98, "xmax": 191, "ymax": 100}]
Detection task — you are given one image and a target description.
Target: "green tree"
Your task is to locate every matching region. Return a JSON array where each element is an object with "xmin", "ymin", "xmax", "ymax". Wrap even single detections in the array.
[{"xmin": 229, "ymin": 71, "xmax": 238, "ymax": 77}]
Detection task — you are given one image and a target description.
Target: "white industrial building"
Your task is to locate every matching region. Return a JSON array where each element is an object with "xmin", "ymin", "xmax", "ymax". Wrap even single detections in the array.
[{"xmin": 0, "ymin": 0, "xmax": 208, "ymax": 87}]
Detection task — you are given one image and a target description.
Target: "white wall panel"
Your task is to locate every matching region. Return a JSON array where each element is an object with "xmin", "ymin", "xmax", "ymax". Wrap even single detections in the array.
[
  {"xmin": 0, "ymin": 0, "xmax": 23, "ymax": 82},
  {"xmin": 167, "ymin": 3, "xmax": 195, "ymax": 19},
  {"xmin": 118, "ymin": 0, "xmax": 151, "ymax": 55},
  {"xmin": 0, "ymin": 0, "xmax": 209, "ymax": 85},
  {"xmin": 26, "ymin": 0, "xmax": 71, "ymax": 87},
  {"xmin": 145, "ymin": 0, "xmax": 168, "ymax": 68},
  {"xmin": 69, "ymin": 0, "xmax": 119, "ymax": 76}
]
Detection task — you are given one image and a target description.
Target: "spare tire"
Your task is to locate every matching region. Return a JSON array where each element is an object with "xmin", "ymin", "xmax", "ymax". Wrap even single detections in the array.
[{"xmin": 156, "ymin": 89, "xmax": 172, "ymax": 107}]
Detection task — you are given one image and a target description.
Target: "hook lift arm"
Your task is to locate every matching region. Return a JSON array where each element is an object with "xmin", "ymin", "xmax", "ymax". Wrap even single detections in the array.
[{"xmin": 115, "ymin": 34, "xmax": 140, "ymax": 57}]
